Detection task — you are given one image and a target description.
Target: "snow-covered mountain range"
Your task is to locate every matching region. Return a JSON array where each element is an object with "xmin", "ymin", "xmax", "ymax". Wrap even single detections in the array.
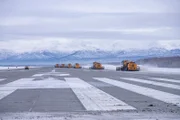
[{"xmin": 0, "ymin": 48, "xmax": 180, "ymax": 64}]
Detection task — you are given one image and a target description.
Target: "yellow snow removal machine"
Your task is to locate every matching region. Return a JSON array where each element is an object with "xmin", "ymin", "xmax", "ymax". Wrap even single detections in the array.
[
  {"xmin": 60, "ymin": 64, "xmax": 66, "ymax": 68},
  {"xmin": 67, "ymin": 63, "xmax": 72, "ymax": 68},
  {"xmin": 116, "ymin": 60, "xmax": 140, "ymax": 71},
  {"xmin": 90, "ymin": 62, "xmax": 104, "ymax": 70},
  {"xmin": 74, "ymin": 63, "xmax": 82, "ymax": 69},
  {"xmin": 55, "ymin": 64, "xmax": 60, "ymax": 68}
]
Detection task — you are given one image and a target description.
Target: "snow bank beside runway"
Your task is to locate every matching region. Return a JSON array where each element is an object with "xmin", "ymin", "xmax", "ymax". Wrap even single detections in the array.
[
  {"xmin": 103, "ymin": 64, "xmax": 180, "ymax": 74},
  {"xmin": 82, "ymin": 65, "xmax": 91, "ymax": 69},
  {"xmin": 0, "ymin": 66, "xmax": 24, "ymax": 70},
  {"xmin": 140, "ymin": 65, "xmax": 180, "ymax": 74},
  {"xmin": 102, "ymin": 64, "xmax": 117, "ymax": 70},
  {"xmin": 1, "ymin": 112, "xmax": 179, "ymax": 120},
  {"xmin": 0, "ymin": 66, "xmax": 41, "ymax": 70},
  {"xmin": 82, "ymin": 64, "xmax": 180, "ymax": 74}
]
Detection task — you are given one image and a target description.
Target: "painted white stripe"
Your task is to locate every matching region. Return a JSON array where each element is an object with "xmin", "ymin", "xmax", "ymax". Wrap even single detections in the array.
[
  {"xmin": 0, "ymin": 79, "xmax": 24, "ymax": 100},
  {"xmin": 3, "ymin": 78, "xmax": 69, "ymax": 89},
  {"xmin": 53, "ymin": 74, "xmax": 70, "ymax": 76},
  {"xmin": 65, "ymin": 77, "xmax": 135, "ymax": 111},
  {"xmin": 149, "ymin": 77, "xmax": 180, "ymax": 84},
  {"xmin": 32, "ymin": 74, "xmax": 44, "ymax": 77},
  {"xmin": 0, "ymin": 90, "xmax": 16, "ymax": 100},
  {"xmin": 0, "ymin": 77, "xmax": 70, "ymax": 100},
  {"xmin": 0, "ymin": 78, "xmax": 6, "ymax": 82},
  {"xmin": 33, "ymin": 72, "xmax": 70, "ymax": 77},
  {"xmin": 120, "ymin": 77, "xmax": 180, "ymax": 90},
  {"xmin": 94, "ymin": 78, "xmax": 180, "ymax": 107}
]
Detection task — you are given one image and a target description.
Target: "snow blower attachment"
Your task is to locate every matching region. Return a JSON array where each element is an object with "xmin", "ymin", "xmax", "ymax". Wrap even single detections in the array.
[
  {"xmin": 116, "ymin": 60, "xmax": 140, "ymax": 71},
  {"xmin": 90, "ymin": 62, "xmax": 104, "ymax": 70},
  {"xmin": 24, "ymin": 66, "xmax": 29, "ymax": 70},
  {"xmin": 74, "ymin": 63, "xmax": 82, "ymax": 69}
]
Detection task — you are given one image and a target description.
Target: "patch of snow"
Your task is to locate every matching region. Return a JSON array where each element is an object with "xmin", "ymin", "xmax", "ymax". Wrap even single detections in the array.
[
  {"xmin": 140, "ymin": 65, "xmax": 180, "ymax": 74},
  {"xmin": 0, "ymin": 66, "xmax": 24, "ymax": 70},
  {"xmin": 103, "ymin": 64, "xmax": 118, "ymax": 70},
  {"xmin": 0, "ymin": 78, "xmax": 6, "ymax": 82},
  {"xmin": 82, "ymin": 65, "xmax": 91, "ymax": 69},
  {"xmin": 0, "ymin": 112, "xmax": 180, "ymax": 120},
  {"xmin": 0, "ymin": 66, "xmax": 41, "ymax": 70},
  {"xmin": 96, "ymin": 64, "xmax": 180, "ymax": 75}
]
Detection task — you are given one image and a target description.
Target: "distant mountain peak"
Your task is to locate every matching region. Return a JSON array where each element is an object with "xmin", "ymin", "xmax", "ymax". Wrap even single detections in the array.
[{"xmin": 0, "ymin": 48, "xmax": 180, "ymax": 62}]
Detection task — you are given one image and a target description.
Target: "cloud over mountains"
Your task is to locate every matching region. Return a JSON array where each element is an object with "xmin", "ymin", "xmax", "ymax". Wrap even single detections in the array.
[{"xmin": 0, "ymin": 0, "xmax": 180, "ymax": 54}]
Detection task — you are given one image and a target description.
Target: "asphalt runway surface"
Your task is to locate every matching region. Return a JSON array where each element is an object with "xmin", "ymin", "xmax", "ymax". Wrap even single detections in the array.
[{"xmin": 0, "ymin": 67, "xmax": 180, "ymax": 120}]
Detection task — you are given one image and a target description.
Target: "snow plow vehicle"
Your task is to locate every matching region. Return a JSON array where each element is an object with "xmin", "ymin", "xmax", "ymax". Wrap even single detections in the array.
[
  {"xmin": 60, "ymin": 64, "xmax": 66, "ymax": 68},
  {"xmin": 116, "ymin": 60, "xmax": 140, "ymax": 71},
  {"xmin": 25, "ymin": 66, "xmax": 29, "ymax": 70},
  {"xmin": 55, "ymin": 64, "xmax": 60, "ymax": 68},
  {"xmin": 74, "ymin": 63, "xmax": 82, "ymax": 69},
  {"xmin": 67, "ymin": 63, "xmax": 72, "ymax": 68},
  {"xmin": 90, "ymin": 62, "xmax": 104, "ymax": 70}
]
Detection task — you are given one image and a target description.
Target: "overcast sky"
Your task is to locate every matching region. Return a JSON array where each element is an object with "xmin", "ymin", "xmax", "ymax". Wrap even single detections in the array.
[{"xmin": 0, "ymin": 0, "xmax": 180, "ymax": 53}]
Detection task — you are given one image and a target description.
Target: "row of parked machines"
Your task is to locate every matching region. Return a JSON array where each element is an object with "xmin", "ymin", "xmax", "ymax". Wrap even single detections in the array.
[
  {"xmin": 55, "ymin": 63, "xmax": 82, "ymax": 69},
  {"xmin": 55, "ymin": 60, "xmax": 140, "ymax": 71},
  {"xmin": 55, "ymin": 62, "xmax": 105, "ymax": 70},
  {"xmin": 89, "ymin": 61, "xmax": 140, "ymax": 71}
]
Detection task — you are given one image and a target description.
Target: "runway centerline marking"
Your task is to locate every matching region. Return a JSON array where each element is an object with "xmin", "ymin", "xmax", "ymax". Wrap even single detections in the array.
[
  {"xmin": 0, "ymin": 78, "xmax": 6, "ymax": 82},
  {"xmin": 65, "ymin": 77, "xmax": 136, "ymax": 111},
  {"xmin": 120, "ymin": 77, "xmax": 180, "ymax": 90},
  {"xmin": 148, "ymin": 77, "xmax": 180, "ymax": 84},
  {"xmin": 94, "ymin": 77, "xmax": 180, "ymax": 107}
]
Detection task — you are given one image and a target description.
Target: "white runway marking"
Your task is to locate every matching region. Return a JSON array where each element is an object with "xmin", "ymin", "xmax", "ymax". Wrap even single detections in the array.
[
  {"xmin": 94, "ymin": 78, "xmax": 180, "ymax": 107},
  {"xmin": 54, "ymin": 74, "xmax": 70, "ymax": 76},
  {"xmin": 0, "ymin": 77, "xmax": 70, "ymax": 100},
  {"xmin": 65, "ymin": 77, "xmax": 136, "ymax": 111},
  {"xmin": 0, "ymin": 90, "xmax": 16, "ymax": 100},
  {"xmin": 32, "ymin": 71, "xmax": 70, "ymax": 77},
  {"xmin": 0, "ymin": 78, "xmax": 6, "ymax": 82},
  {"xmin": 0, "ymin": 78, "xmax": 33, "ymax": 100},
  {"xmin": 149, "ymin": 77, "xmax": 180, "ymax": 84},
  {"xmin": 120, "ymin": 77, "xmax": 180, "ymax": 90},
  {"xmin": 32, "ymin": 74, "xmax": 44, "ymax": 77}
]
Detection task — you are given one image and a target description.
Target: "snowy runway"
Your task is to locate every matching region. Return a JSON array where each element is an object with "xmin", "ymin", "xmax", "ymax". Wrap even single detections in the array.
[{"xmin": 0, "ymin": 67, "xmax": 180, "ymax": 119}]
